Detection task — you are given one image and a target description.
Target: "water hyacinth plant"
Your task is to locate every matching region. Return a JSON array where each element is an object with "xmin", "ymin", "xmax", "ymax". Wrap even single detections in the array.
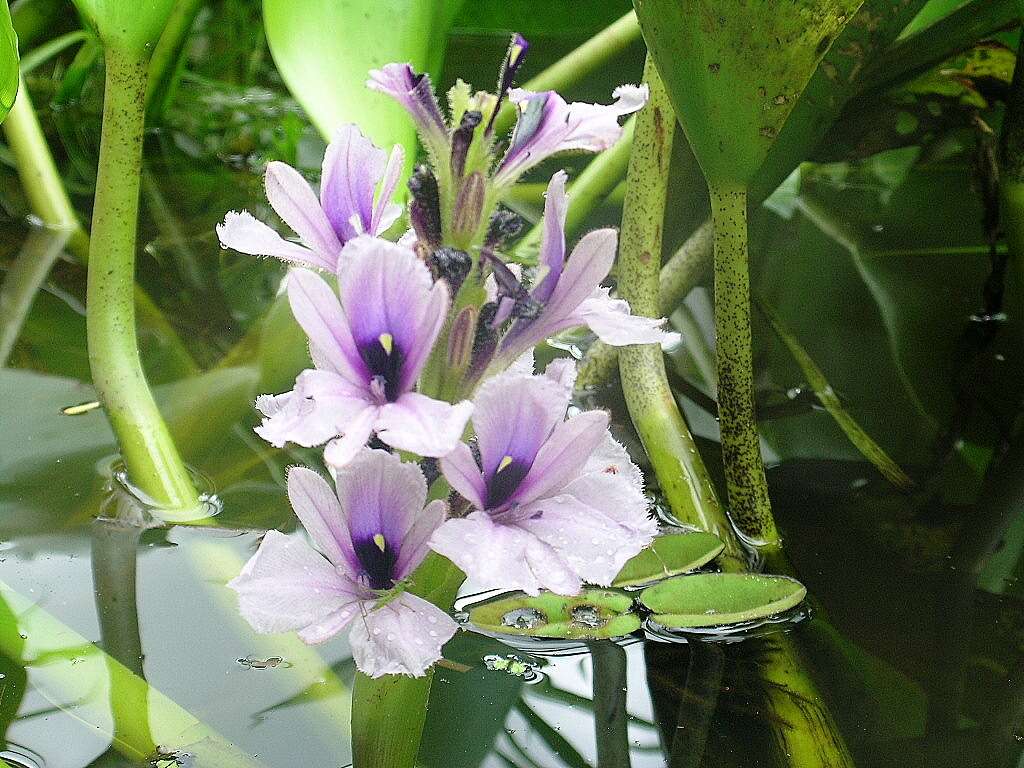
[
  {"xmin": 16, "ymin": 1, "xmax": 1024, "ymax": 767},
  {"xmin": 216, "ymin": 40, "xmax": 688, "ymax": 679}
]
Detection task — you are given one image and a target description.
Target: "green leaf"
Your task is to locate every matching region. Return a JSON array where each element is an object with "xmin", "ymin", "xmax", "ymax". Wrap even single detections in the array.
[
  {"xmin": 0, "ymin": 0, "xmax": 18, "ymax": 122},
  {"xmin": 611, "ymin": 531, "xmax": 725, "ymax": 587},
  {"xmin": 263, "ymin": 0, "xmax": 452, "ymax": 162},
  {"xmin": 639, "ymin": 573, "xmax": 807, "ymax": 628},
  {"xmin": 468, "ymin": 590, "xmax": 641, "ymax": 639},
  {"xmin": 635, "ymin": 0, "xmax": 864, "ymax": 186}
]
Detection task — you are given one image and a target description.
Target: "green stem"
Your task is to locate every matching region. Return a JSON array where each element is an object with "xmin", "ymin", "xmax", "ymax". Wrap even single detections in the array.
[
  {"xmin": 576, "ymin": 218, "xmax": 712, "ymax": 390},
  {"xmin": 1, "ymin": 71, "xmax": 199, "ymax": 378},
  {"xmin": 87, "ymin": 45, "xmax": 199, "ymax": 514},
  {"xmin": 617, "ymin": 60, "xmax": 742, "ymax": 564},
  {"xmin": 0, "ymin": 226, "xmax": 70, "ymax": 366},
  {"xmin": 616, "ymin": 58, "xmax": 853, "ymax": 768},
  {"xmin": 1001, "ymin": 27, "xmax": 1024, "ymax": 319},
  {"xmin": 709, "ymin": 183, "xmax": 778, "ymax": 550},
  {"xmin": 492, "ymin": 10, "xmax": 640, "ymax": 136},
  {"xmin": 589, "ymin": 641, "xmax": 632, "ymax": 768}
]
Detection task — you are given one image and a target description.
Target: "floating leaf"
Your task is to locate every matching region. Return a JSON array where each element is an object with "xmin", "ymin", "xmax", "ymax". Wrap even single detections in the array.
[
  {"xmin": 611, "ymin": 531, "xmax": 725, "ymax": 587},
  {"xmin": 639, "ymin": 573, "xmax": 807, "ymax": 628},
  {"xmin": 634, "ymin": 0, "xmax": 864, "ymax": 186},
  {"xmin": 469, "ymin": 590, "xmax": 640, "ymax": 640}
]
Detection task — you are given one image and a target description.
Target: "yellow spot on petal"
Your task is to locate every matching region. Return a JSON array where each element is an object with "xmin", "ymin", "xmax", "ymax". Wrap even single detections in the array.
[
  {"xmin": 378, "ymin": 333, "xmax": 393, "ymax": 355},
  {"xmin": 373, "ymin": 533, "xmax": 387, "ymax": 552},
  {"xmin": 498, "ymin": 455, "xmax": 514, "ymax": 472}
]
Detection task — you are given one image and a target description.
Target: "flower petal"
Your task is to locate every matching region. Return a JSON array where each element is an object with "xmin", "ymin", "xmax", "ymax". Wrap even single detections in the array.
[
  {"xmin": 575, "ymin": 287, "xmax": 681, "ymax": 346},
  {"xmin": 371, "ymin": 144, "xmax": 406, "ymax": 236},
  {"xmin": 495, "ymin": 85, "xmax": 648, "ymax": 186},
  {"xmin": 349, "ymin": 592, "xmax": 458, "ymax": 678},
  {"xmin": 228, "ymin": 530, "xmax": 361, "ymax": 635},
  {"xmin": 286, "ymin": 465, "xmax": 357, "ymax": 573},
  {"xmin": 287, "ymin": 268, "xmax": 369, "ymax": 385},
  {"xmin": 439, "ymin": 441, "xmax": 487, "ymax": 509},
  {"xmin": 531, "ymin": 171, "xmax": 568, "ymax": 304},
  {"xmin": 323, "ymin": 405, "xmax": 379, "ymax": 467},
  {"xmin": 394, "ymin": 498, "xmax": 447, "ymax": 580},
  {"xmin": 296, "ymin": 603, "xmax": 363, "ymax": 644},
  {"xmin": 265, "ymin": 161, "xmax": 342, "ymax": 262},
  {"xmin": 366, "ymin": 64, "xmax": 450, "ymax": 158},
  {"xmin": 332, "ymin": 448, "xmax": 428, "ymax": 563},
  {"xmin": 376, "ymin": 393, "xmax": 473, "ymax": 458},
  {"xmin": 320, "ymin": 125, "xmax": 388, "ymax": 242},
  {"xmin": 337, "ymin": 238, "xmax": 445, "ymax": 393},
  {"xmin": 472, "ymin": 368, "xmax": 570, "ymax": 479},
  {"xmin": 517, "ymin": 488, "xmax": 654, "ymax": 587},
  {"xmin": 254, "ymin": 370, "xmax": 370, "ymax": 448},
  {"xmin": 217, "ymin": 211, "xmax": 329, "ymax": 270},
  {"xmin": 512, "ymin": 410, "xmax": 609, "ymax": 507},
  {"xmin": 429, "ymin": 512, "xmax": 581, "ymax": 596}
]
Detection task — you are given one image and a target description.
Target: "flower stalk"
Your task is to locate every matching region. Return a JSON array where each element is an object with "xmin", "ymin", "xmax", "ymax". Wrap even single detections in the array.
[
  {"xmin": 709, "ymin": 182, "xmax": 779, "ymax": 550},
  {"xmin": 87, "ymin": 44, "xmax": 199, "ymax": 514}
]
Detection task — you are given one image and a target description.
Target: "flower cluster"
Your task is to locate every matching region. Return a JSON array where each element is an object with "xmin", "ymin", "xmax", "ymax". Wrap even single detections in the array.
[{"xmin": 220, "ymin": 37, "xmax": 676, "ymax": 678}]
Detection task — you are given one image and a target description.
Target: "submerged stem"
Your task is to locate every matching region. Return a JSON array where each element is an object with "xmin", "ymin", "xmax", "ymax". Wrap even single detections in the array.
[
  {"xmin": 86, "ymin": 46, "xmax": 199, "ymax": 514},
  {"xmin": 709, "ymin": 184, "xmax": 778, "ymax": 550}
]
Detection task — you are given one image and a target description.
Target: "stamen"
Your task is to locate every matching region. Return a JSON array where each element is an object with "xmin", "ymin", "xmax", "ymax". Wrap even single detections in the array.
[{"xmin": 373, "ymin": 533, "xmax": 387, "ymax": 552}]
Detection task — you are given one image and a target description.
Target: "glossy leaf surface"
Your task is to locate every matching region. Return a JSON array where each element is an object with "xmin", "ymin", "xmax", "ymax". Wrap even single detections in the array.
[
  {"xmin": 639, "ymin": 573, "xmax": 807, "ymax": 628},
  {"xmin": 634, "ymin": 0, "xmax": 865, "ymax": 185},
  {"xmin": 611, "ymin": 531, "xmax": 724, "ymax": 587}
]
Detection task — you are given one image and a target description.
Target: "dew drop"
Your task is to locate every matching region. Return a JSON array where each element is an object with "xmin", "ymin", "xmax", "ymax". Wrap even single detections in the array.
[{"xmin": 501, "ymin": 607, "xmax": 545, "ymax": 630}]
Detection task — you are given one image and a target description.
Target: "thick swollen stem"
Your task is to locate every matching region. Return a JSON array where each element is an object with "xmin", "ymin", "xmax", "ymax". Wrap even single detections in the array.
[
  {"xmin": 87, "ymin": 46, "xmax": 199, "ymax": 513},
  {"xmin": 617, "ymin": 58, "xmax": 853, "ymax": 768},
  {"xmin": 617, "ymin": 59, "xmax": 743, "ymax": 564},
  {"xmin": 709, "ymin": 184, "xmax": 779, "ymax": 550}
]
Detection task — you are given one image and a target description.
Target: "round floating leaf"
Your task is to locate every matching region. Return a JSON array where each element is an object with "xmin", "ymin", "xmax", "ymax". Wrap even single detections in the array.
[
  {"xmin": 639, "ymin": 573, "xmax": 807, "ymax": 628},
  {"xmin": 612, "ymin": 532, "xmax": 725, "ymax": 587},
  {"xmin": 469, "ymin": 590, "xmax": 640, "ymax": 640}
]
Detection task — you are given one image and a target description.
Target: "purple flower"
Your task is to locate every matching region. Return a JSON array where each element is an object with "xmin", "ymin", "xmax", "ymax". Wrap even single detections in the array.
[
  {"xmin": 255, "ymin": 236, "xmax": 473, "ymax": 465},
  {"xmin": 366, "ymin": 64, "xmax": 450, "ymax": 163},
  {"xmin": 217, "ymin": 125, "xmax": 404, "ymax": 273},
  {"xmin": 493, "ymin": 85, "xmax": 648, "ymax": 187},
  {"xmin": 495, "ymin": 171, "xmax": 679, "ymax": 367},
  {"xmin": 430, "ymin": 361, "xmax": 657, "ymax": 596},
  {"xmin": 229, "ymin": 449, "xmax": 458, "ymax": 678}
]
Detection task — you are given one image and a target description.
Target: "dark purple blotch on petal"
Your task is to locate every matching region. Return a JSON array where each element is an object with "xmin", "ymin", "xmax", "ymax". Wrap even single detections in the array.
[
  {"xmin": 484, "ymin": 457, "xmax": 532, "ymax": 509},
  {"xmin": 357, "ymin": 335, "xmax": 405, "ymax": 403},
  {"xmin": 353, "ymin": 534, "xmax": 400, "ymax": 590}
]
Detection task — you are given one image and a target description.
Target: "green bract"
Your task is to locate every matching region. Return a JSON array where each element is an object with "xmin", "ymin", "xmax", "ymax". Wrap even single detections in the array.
[
  {"xmin": 639, "ymin": 573, "xmax": 807, "ymax": 628},
  {"xmin": 611, "ymin": 531, "xmax": 725, "ymax": 587},
  {"xmin": 469, "ymin": 590, "xmax": 641, "ymax": 640},
  {"xmin": 633, "ymin": 0, "xmax": 864, "ymax": 186}
]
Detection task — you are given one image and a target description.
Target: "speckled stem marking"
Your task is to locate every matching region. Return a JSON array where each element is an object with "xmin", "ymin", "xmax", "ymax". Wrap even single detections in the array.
[
  {"xmin": 86, "ymin": 46, "xmax": 199, "ymax": 513},
  {"xmin": 616, "ymin": 59, "xmax": 743, "ymax": 563},
  {"xmin": 710, "ymin": 183, "xmax": 779, "ymax": 548}
]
